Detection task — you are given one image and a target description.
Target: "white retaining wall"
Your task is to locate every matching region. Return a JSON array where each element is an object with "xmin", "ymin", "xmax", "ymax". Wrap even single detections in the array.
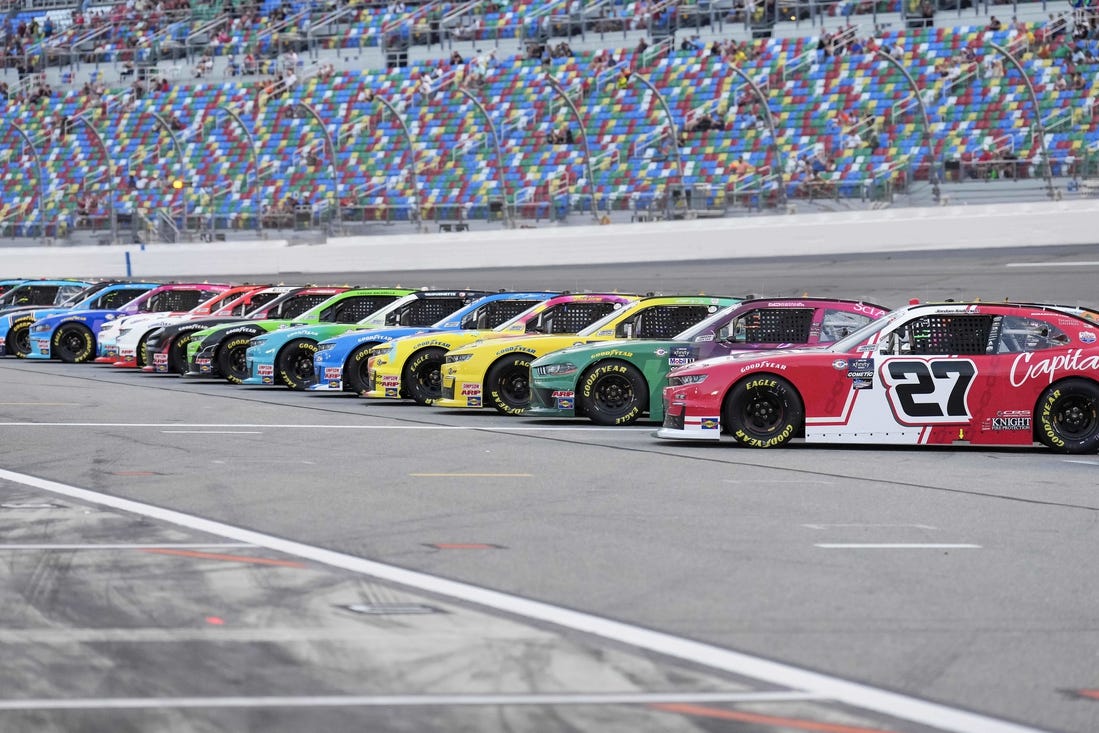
[{"xmin": 3, "ymin": 200, "xmax": 1097, "ymax": 279}]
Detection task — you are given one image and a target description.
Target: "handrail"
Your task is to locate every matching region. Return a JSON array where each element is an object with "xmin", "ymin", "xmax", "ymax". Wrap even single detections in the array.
[{"xmin": 640, "ymin": 35, "xmax": 674, "ymax": 68}]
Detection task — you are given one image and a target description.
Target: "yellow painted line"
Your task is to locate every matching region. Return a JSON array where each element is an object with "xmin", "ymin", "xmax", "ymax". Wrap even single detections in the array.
[{"xmin": 409, "ymin": 473, "xmax": 533, "ymax": 478}]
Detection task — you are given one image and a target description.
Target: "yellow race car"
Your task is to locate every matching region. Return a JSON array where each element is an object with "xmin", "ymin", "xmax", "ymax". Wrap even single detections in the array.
[
  {"xmin": 364, "ymin": 293, "xmax": 638, "ymax": 405},
  {"xmin": 438, "ymin": 295, "xmax": 742, "ymax": 415}
]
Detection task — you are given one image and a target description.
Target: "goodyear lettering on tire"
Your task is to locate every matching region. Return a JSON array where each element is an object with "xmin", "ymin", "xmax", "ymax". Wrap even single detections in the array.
[{"xmin": 1040, "ymin": 388, "xmax": 1066, "ymax": 448}]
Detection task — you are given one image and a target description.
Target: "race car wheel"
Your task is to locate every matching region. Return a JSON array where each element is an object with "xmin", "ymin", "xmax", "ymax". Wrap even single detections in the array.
[
  {"xmin": 1036, "ymin": 378, "xmax": 1099, "ymax": 453},
  {"xmin": 277, "ymin": 339, "xmax": 318, "ymax": 391},
  {"xmin": 579, "ymin": 360, "xmax": 648, "ymax": 426},
  {"xmin": 7, "ymin": 317, "xmax": 33, "ymax": 358},
  {"xmin": 136, "ymin": 332, "xmax": 151, "ymax": 368},
  {"xmin": 52, "ymin": 323, "xmax": 96, "ymax": 363},
  {"xmin": 218, "ymin": 336, "xmax": 253, "ymax": 384},
  {"xmin": 405, "ymin": 347, "xmax": 447, "ymax": 405},
  {"xmin": 344, "ymin": 343, "xmax": 378, "ymax": 395},
  {"xmin": 486, "ymin": 354, "xmax": 533, "ymax": 415},
  {"xmin": 169, "ymin": 334, "xmax": 193, "ymax": 375},
  {"xmin": 723, "ymin": 375, "xmax": 803, "ymax": 448}
]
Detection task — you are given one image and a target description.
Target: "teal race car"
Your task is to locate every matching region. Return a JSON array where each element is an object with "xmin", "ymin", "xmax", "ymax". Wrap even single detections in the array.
[{"xmin": 528, "ymin": 297, "xmax": 890, "ymax": 425}]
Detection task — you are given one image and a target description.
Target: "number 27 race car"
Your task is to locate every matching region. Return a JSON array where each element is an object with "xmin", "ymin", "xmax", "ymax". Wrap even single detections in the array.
[{"xmin": 657, "ymin": 301, "xmax": 1099, "ymax": 453}]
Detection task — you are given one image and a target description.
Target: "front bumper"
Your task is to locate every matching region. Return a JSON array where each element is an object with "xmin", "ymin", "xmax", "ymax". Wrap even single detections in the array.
[
  {"xmin": 437, "ymin": 368, "xmax": 484, "ymax": 408},
  {"xmin": 528, "ymin": 374, "xmax": 578, "ymax": 417},
  {"xmin": 654, "ymin": 401, "xmax": 722, "ymax": 441}
]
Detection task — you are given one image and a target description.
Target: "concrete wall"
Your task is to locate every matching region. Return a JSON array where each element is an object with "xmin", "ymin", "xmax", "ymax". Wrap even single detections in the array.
[{"xmin": 3, "ymin": 199, "xmax": 1097, "ymax": 279}]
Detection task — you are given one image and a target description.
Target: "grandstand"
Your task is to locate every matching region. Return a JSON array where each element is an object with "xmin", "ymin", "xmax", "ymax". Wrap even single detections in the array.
[{"xmin": 0, "ymin": 0, "xmax": 1097, "ymax": 244}]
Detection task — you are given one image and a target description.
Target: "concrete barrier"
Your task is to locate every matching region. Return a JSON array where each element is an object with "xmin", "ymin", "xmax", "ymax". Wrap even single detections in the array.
[{"xmin": 3, "ymin": 199, "xmax": 1097, "ymax": 279}]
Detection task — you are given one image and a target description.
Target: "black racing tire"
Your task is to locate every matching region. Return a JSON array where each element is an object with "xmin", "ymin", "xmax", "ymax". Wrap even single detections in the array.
[
  {"xmin": 579, "ymin": 360, "xmax": 649, "ymax": 426},
  {"xmin": 486, "ymin": 354, "xmax": 533, "ymax": 415},
  {"xmin": 345, "ymin": 342, "xmax": 379, "ymax": 395},
  {"xmin": 6, "ymin": 317, "xmax": 33, "ymax": 358},
  {"xmin": 136, "ymin": 332, "xmax": 151, "ymax": 367},
  {"xmin": 405, "ymin": 347, "xmax": 447, "ymax": 406},
  {"xmin": 1036, "ymin": 378, "xmax": 1099, "ymax": 454},
  {"xmin": 52, "ymin": 323, "xmax": 96, "ymax": 363},
  {"xmin": 277, "ymin": 339, "xmax": 318, "ymax": 391},
  {"xmin": 722, "ymin": 375, "xmax": 804, "ymax": 448},
  {"xmin": 168, "ymin": 334, "xmax": 193, "ymax": 375},
  {"xmin": 218, "ymin": 335, "xmax": 253, "ymax": 384}
]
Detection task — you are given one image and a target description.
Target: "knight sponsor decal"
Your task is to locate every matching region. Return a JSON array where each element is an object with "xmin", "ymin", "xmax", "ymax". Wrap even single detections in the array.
[
  {"xmin": 985, "ymin": 416, "xmax": 1032, "ymax": 431},
  {"xmin": 1010, "ymin": 349, "xmax": 1099, "ymax": 387},
  {"xmin": 846, "ymin": 358, "xmax": 874, "ymax": 379},
  {"xmin": 739, "ymin": 360, "xmax": 788, "ymax": 373}
]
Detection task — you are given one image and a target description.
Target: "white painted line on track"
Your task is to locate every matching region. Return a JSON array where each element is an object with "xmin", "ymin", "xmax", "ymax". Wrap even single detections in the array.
[
  {"xmin": 161, "ymin": 430, "xmax": 263, "ymax": 435},
  {"xmin": 726, "ymin": 480, "xmax": 834, "ymax": 484},
  {"xmin": 212, "ymin": 459, "xmax": 316, "ymax": 464},
  {"xmin": 0, "ymin": 467, "xmax": 1044, "ymax": 733},
  {"xmin": 0, "ymin": 691, "xmax": 825, "ymax": 711},
  {"xmin": 803, "ymin": 524, "xmax": 937, "ymax": 530},
  {"xmin": 1063, "ymin": 459, "xmax": 1099, "ymax": 466},
  {"xmin": 815, "ymin": 544, "xmax": 980, "ymax": 549},
  {"xmin": 0, "ymin": 422, "xmax": 643, "ymax": 431},
  {"xmin": 1005, "ymin": 261, "xmax": 1099, "ymax": 268},
  {"xmin": 0, "ymin": 543, "xmax": 255, "ymax": 550}
]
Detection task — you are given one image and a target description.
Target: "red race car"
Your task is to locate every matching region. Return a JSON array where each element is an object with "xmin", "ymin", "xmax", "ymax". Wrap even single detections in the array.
[{"xmin": 657, "ymin": 302, "xmax": 1099, "ymax": 453}]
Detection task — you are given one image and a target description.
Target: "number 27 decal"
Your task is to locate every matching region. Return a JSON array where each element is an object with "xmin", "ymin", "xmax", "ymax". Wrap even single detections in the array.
[{"xmin": 882, "ymin": 359, "xmax": 977, "ymax": 424}]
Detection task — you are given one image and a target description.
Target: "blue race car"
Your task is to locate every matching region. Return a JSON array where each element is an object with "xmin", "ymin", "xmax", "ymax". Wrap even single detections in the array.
[
  {"xmin": 308, "ymin": 291, "xmax": 557, "ymax": 395},
  {"xmin": 8, "ymin": 282, "xmax": 160, "ymax": 358},
  {"xmin": 27, "ymin": 282, "xmax": 224, "ymax": 363},
  {"xmin": 241, "ymin": 289, "xmax": 513, "ymax": 390},
  {"xmin": 0, "ymin": 280, "xmax": 106, "ymax": 356}
]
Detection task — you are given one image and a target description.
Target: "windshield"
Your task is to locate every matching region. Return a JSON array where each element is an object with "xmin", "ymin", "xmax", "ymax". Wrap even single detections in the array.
[
  {"xmin": 829, "ymin": 310, "xmax": 904, "ymax": 352},
  {"xmin": 575, "ymin": 300, "xmax": 641, "ymax": 336},
  {"xmin": 675, "ymin": 303, "xmax": 742, "ymax": 341}
]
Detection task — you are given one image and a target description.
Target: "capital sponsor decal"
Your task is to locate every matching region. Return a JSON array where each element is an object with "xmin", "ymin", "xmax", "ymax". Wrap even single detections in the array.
[
  {"xmin": 1010, "ymin": 349, "xmax": 1099, "ymax": 387},
  {"xmin": 847, "ymin": 358, "xmax": 874, "ymax": 379}
]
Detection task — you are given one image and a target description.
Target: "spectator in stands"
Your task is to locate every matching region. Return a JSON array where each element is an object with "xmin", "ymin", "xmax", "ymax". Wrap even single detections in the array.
[
  {"xmin": 169, "ymin": 112, "xmax": 185, "ymax": 131},
  {"xmin": 449, "ymin": 50, "xmax": 463, "ymax": 65},
  {"xmin": 244, "ymin": 52, "xmax": 258, "ymax": 75},
  {"xmin": 988, "ymin": 16, "xmax": 1002, "ymax": 31},
  {"xmin": 227, "ymin": 54, "xmax": 242, "ymax": 76}
]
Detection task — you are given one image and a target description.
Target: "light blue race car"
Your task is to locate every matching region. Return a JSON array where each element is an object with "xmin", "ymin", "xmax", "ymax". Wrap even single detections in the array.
[{"xmin": 307, "ymin": 291, "xmax": 558, "ymax": 395}]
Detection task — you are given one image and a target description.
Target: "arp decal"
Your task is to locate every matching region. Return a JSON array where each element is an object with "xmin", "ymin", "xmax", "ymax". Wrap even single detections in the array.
[{"xmin": 882, "ymin": 359, "xmax": 977, "ymax": 425}]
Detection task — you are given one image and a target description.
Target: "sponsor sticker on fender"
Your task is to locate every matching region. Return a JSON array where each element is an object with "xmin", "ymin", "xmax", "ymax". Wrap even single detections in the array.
[
  {"xmin": 552, "ymin": 390, "xmax": 575, "ymax": 409},
  {"xmin": 700, "ymin": 417, "xmax": 720, "ymax": 430},
  {"xmin": 847, "ymin": 358, "xmax": 874, "ymax": 379},
  {"xmin": 669, "ymin": 346, "xmax": 694, "ymax": 367},
  {"xmin": 381, "ymin": 375, "xmax": 400, "ymax": 388},
  {"xmin": 324, "ymin": 367, "xmax": 341, "ymax": 380},
  {"xmin": 461, "ymin": 383, "xmax": 482, "ymax": 397},
  {"xmin": 467, "ymin": 395, "xmax": 482, "ymax": 407},
  {"xmin": 258, "ymin": 364, "xmax": 274, "ymax": 376}
]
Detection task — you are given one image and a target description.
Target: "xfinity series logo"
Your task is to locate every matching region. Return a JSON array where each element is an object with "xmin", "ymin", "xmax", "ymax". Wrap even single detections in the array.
[{"xmin": 846, "ymin": 358, "xmax": 874, "ymax": 379}]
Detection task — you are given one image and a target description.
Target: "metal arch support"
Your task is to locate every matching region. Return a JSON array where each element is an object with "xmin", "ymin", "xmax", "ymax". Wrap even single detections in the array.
[
  {"xmin": 988, "ymin": 42, "xmax": 1056, "ymax": 200},
  {"xmin": 144, "ymin": 111, "xmax": 192, "ymax": 240},
  {"xmin": 874, "ymin": 49, "xmax": 941, "ymax": 202},
  {"xmin": 724, "ymin": 63, "xmax": 787, "ymax": 209},
  {"xmin": 454, "ymin": 86, "xmax": 514, "ymax": 229},
  {"xmin": 70, "ymin": 116, "xmax": 118, "ymax": 245},
  {"xmin": 632, "ymin": 72, "xmax": 686, "ymax": 185},
  {"xmin": 212, "ymin": 105, "xmax": 263, "ymax": 235},
  {"xmin": 543, "ymin": 76, "xmax": 600, "ymax": 222},
  {"xmin": 370, "ymin": 94, "xmax": 426, "ymax": 232},
  {"xmin": 6, "ymin": 122, "xmax": 48, "ymax": 244},
  {"xmin": 285, "ymin": 101, "xmax": 342, "ymax": 232}
]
